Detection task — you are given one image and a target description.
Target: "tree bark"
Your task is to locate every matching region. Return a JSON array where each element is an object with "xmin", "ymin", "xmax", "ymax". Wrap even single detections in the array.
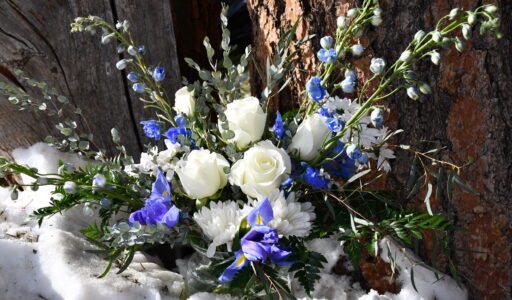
[
  {"xmin": 0, "ymin": 0, "xmax": 181, "ymax": 159},
  {"xmin": 246, "ymin": 0, "xmax": 511, "ymax": 298}
]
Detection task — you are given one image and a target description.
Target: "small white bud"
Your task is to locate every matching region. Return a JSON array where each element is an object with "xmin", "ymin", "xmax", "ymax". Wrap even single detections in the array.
[
  {"xmin": 430, "ymin": 51, "xmax": 441, "ymax": 65},
  {"xmin": 347, "ymin": 8, "xmax": 359, "ymax": 19},
  {"xmin": 337, "ymin": 16, "xmax": 348, "ymax": 28},
  {"xmin": 414, "ymin": 30, "xmax": 425, "ymax": 42},
  {"xmin": 101, "ymin": 33, "xmax": 115, "ymax": 45},
  {"xmin": 351, "ymin": 44, "xmax": 364, "ymax": 56},
  {"xmin": 116, "ymin": 59, "xmax": 127, "ymax": 70},
  {"xmin": 406, "ymin": 87, "xmax": 420, "ymax": 100},
  {"xmin": 467, "ymin": 13, "xmax": 477, "ymax": 25},
  {"xmin": 320, "ymin": 36, "xmax": 334, "ymax": 49},
  {"xmin": 419, "ymin": 82, "xmax": 432, "ymax": 94},
  {"xmin": 484, "ymin": 5, "xmax": 498, "ymax": 14},
  {"xmin": 454, "ymin": 37, "xmax": 465, "ymax": 52},
  {"xmin": 373, "ymin": 8, "xmax": 383, "ymax": 16},
  {"xmin": 82, "ymin": 203, "xmax": 95, "ymax": 217},
  {"xmin": 127, "ymin": 45, "xmax": 138, "ymax": 56},
  {"xmin": 432, "ymin": 31, "xmax": 443, "ymax": 43},
  {"xmin": 399, "ymin": 50, "xmax": 413, "ymax": 62},
  {"xmin": 449, "ymin": 8, "xmax": 461, "ymax": 20},
  {"xmin": 122, "ymin": 20, "xmax": 130, "ymax": 30},
  {"xmin": 63, "ymin": 181, "xmax": 77, "ymax": 194},
  {"xmin": 371, "ymin": 15, "xmax": 383, "ymax": 26},
  {"xmin": 462, "ymin": 24, "xmax": 472, "ymax": 40}
]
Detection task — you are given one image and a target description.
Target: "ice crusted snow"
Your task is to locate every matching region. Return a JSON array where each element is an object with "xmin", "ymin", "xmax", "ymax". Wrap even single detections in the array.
[{"xmin": 0, "ymin": 143, "xmax": 467, "ymax": 300}]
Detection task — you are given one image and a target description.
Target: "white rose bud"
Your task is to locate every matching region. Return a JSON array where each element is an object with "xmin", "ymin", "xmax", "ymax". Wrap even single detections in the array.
[
  {"xmin": 289, "ymin": 114, "xmax": 330, "ymax": 161},
  {"xmin": 174, "ymin": 86, "xmax": 196, "ymax": 116},
  {"xmin": 223, "ymin": 97, "xmax": 267, "ymax": 149},
  {"xmin": 230, "ymin": 140, "xmax": 291, "ymax": 198},
  {"xmin": 175, "ymin": 149, "xmax": 230, "ymax": 199}
]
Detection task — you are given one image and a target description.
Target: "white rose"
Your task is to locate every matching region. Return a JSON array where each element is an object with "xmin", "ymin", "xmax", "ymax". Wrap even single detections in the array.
[
  {"xmin": 174, "ymin": 86, "xmax": 195, "ymax": 116},
  {"xmin": 229, "ymin": 140, "xmax": 291, "ymax": 198},
  {"xmin": 175, "ymin": 149, "xmax": 229, "ymax": 199},
  {"xmin": 289, "ymin": 113, "xmax": 330, "ymax": 161},
  {"xmin": 223, "ymin": 97, "xmax": 267, "ymax": 149}
]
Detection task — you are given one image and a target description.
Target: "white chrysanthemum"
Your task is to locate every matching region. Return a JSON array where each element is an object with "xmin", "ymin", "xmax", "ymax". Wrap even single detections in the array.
[
  {"xmin": 136, "ymin": 147, "xmax": 159, "ymax": 174},
  {"xmin": 255, "ymin": 190, "xmax": 315, "ymax": 237},
  {"xmin": 337, "ymin": 98, "xmax": 361, "ymax": 122},
  {"xmin": 193, "ymin": 201, "xmax": 251, "ymax": 257},
  {"xmin": 368, "ymin": 127, "xmax": 396, "ymax": 172}
]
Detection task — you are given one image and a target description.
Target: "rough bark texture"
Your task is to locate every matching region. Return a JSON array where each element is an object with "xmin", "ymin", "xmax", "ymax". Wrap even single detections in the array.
[
  {"xmin": 0, "ymin": 0, "xmax": 181, "ymax": 159},
  {"xmin": 246, "ymin": 0, "xmax": 511, "ymax": 299}
]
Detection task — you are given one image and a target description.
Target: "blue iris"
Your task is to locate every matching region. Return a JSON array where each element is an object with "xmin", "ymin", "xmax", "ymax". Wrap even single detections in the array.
[
  {"xmin": 306, "ymin": 77, "xmax": 326, "ymax": 102},
  {"xmin": 140, "ymin": 120, "xmax": 161, "ymax": 140},
  {"xmin": 128, "ymin": 170, "xmax": 180, "ymax": 228},
  {"xmin": 271, "ymin": 111, "xmax": 286, "ymax": 139},
  {"xmin": 166, "ymin": 127, "xmax": 191, "ymax": 145},
  {"xmin": 317, "ymin": 48, "xmax": 337, "ymax": 64},
  {"xmin": 153, "ymin": 67, "xmax": 166, "ymax": 81},
  {"xmin": 218, "ymin": 198, "xmax": 293, "ymax": 282}
]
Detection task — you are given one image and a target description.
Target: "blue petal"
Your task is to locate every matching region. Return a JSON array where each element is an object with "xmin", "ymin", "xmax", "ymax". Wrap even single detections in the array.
[
  {"xmin": 218, "ymin": 250, "xmax": 249, "ymax": 282},
  {"xmin": 162, "ymin": 205, "xmax": 180, "ymax": 228},
  {"xmin": 150, "ymin": 170, "xmax": 171, "ymax": 203},
  {"xmin": 241, "ymin": 239, "xmax": 269, "ymax": 262},
  {"xmin": 247, "ymin": 197, "xmax": 274, "ymax": 226},
  {"xmin": 143, "ymin": 201, "xmax": 168, "ymax": 225},
  {"xmin": 269, "ymin": 245, "xmax": 294, "ymax": 266},
  {"xmin": 128, "ymin": 210, "xmax": 147, "ymax": 225}
]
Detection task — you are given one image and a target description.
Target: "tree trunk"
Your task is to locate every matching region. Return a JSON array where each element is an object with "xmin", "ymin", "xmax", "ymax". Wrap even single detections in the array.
[
  {"xmin": 246, "ymin": 0, "xmax": 511, "ymax": 298},
  {"xmin": 0, "ymin": 0, "xmax": 182, "ymax": 159}
]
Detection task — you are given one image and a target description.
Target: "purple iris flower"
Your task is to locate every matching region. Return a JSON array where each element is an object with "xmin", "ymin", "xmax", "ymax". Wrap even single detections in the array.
[
  {"xmin": 128, "ymin": 170, "xmax": 180, "ymax": 228},
  {"xmin": 218, "ymin": 198, "xmax": 293, "ymax": 282}
]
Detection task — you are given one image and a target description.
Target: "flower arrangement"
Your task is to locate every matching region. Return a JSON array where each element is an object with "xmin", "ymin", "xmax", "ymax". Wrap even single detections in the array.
[{"xmin": 0, "ymin": 1, "xmax": 501, "ymax": 298}]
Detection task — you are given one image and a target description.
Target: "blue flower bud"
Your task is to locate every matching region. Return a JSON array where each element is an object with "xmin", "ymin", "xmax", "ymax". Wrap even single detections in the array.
[
  {"xmin": 127, "ymin": 72, "xmax": 138, "ymax": 82},
  {"xmin": 153, "ymin": 67, "xmax": 166, "ymax": 81},
  {"xmin": 358, "ymin": 152, "xmax": 368, "ymax": 164},
  {"xmin": 306, "ymin": 77, "xmax": 326, "ymax": 101},
  {"xmin": 345, "ymin": 69, "xmax": 357, "ymax": 80},
  {"xmin": 317, "ymin": 49, "xmax": 337, "ymax": 64},
  {"xmin": 341, "ymin": 77, "xmax": 356, "ymax": 94},
  {"xmin": 174, "ymin": 114, "xmax": 188, "ymax": 127},
  {"xmin": 407, "ymin": 86, "xmax": 420, "ymax": 100},
  {"xmin": 346, "ymin": 144, "xmax": 362, "ymax": 160},
  {"xmin": 370, "ymin": 108, "xmax": 385, "ymax": 127},
  {"xmin": 127, "ymin": 45, "xmax": 137, "ymax": 56},
  {"xmin": 100, "ymin": 198, "xmax": 111, "ymax": 206},
  {"xmin": 320, "ymin": 36, "xmax": 334, "ymax": 49},
  {"xmin": 370, "ymin": 58, "xmax": 386, "ymax": 74},
  {"xmin": 138, "ymin": 45, "xmax": 145, "ymax": 55},
  {"xmin": 92, "ymin": 174, "xmax": 106, "ymax": 190},
  {"xmin": 132, "ymin": 83, "xmax": 145, "ymax": 93},
  {"xmin": 116, "ymin": 59, "xmax": 128, "ymax": 70}
]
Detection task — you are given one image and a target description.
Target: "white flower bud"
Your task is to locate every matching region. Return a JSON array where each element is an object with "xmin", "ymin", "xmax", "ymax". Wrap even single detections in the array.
[
  {"xmin": 430, "ymin": 51, "xmax": 441, "ymax": 65},
  {"xmin": 414, "ymin": 30, "xmax": 425, "ymax": 42},
  {"xmin": 116, "ymin": 59, "xmax": 127, "ymax": 70},
  {"xmin": 63, "ymin": 181, "xmax": 77, "ymax": 194},
  {"xmin": 223, "ymin": 97, "xmax": 267, "ymax": 149},
  {"xmin": 454, "ymin": 37, "xmax": 465, "ymax": 52},
  {"xmin": 432, "ymin": 31, "xmax": 443, "ymax": 43},
  {"xmin": 467, "ymin": 13, "xmax": 477, "ymax": 25},
  {"xmin": 320, "ymin": 36, "xmax": 334, "ymax": 49},
  {"xmin": 399, "ymin": 50, "xmax": 413, "ymax": 62},
  {"xmin": 127, "ymin": 45, "xmax": 137, "ymax": 56},
  {"xmin": 351, "ymin": 44, "xmax": 364, "ymax": 56},
  {"xmin": 122, "ymin": 20, "xmax": 130, "ymax": 30},
  {"xmin": 174, "ymin": 87, "xmax": 196, "ymax": 116},
  {"xmin": 373, "ymin": 8, "xmax": 383, "ymax": 16},
  {"xmin": 419, "ymin": 82, "xmax": 432, "ymax": 94},
  {"xmin": 370, "ymin": 58, "xmax": 386, "ymax": 74},
  {"xmin": 484, "ymin": 5, "xmax": 498, "ymax": 14},
  {"xmin": 101, "ymin": 33, "xmax": 115, "ymax": 45},
  {"xmin": 337, "ymin": 16, "xmax": 348, "ymax": 28},
  {"xmin": 449, "ymin": 8, "xmax": 461, "ymax": 20},
  {"xmin": 347, "ymin": 8, "xmax": 359, "ymax": 19},
  {"xmin": 462, "ymin": 24, "xmax": 472, "ymax": 40},
  {"xmin": 406, "ymin": 87, "xmax": 420, "ymax": 100},
  {"xmin": 371, "ymin": 15, "xmax": 383, "ymax": 26}
]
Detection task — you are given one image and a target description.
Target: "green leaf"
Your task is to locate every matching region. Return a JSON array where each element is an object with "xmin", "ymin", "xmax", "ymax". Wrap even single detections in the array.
[
  {"xmin": 346, "ymin": 169, "xmax": 371, "ymax": 184},
  {"xmin": 452, "ymin": 174, "xmax": 478, "ymax": 195}
]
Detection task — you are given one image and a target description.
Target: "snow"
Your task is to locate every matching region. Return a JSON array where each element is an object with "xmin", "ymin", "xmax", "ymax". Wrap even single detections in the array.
[{"xmin": 0, "ymin": 143, "xmax": 468, "ymax": 300}]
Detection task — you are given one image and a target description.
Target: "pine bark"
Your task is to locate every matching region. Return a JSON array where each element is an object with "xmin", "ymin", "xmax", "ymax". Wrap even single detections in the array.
[{"xmin": 246, "ymin": 0, "xmax": 511, "ymax": 298}]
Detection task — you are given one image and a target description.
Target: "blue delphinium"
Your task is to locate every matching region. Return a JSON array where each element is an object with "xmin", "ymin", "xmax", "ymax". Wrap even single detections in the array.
[
  {"xmin": 138, "ymin": 45, "xmax": 146, "ymax": 55},
  {"xmin": 128, "ymin": 170, "xmax": 180, "ymax": 228},
  {"xmin": 341, "ymin": 76, "xmax": 356, "ymax": 93},
  {"xmin": 306, "ymin": 77, "xmax": 326, "ymax": 101},
  {"xmin": 174, "ymin": 114, "xmax": 188, "ymax": 127},
  {"xmin": 370, "ymin": 108, "xmax": 384, "ymax": 128},
  {"xmin": 317, "ymin": 48, "xmax": 337, "ymax": 64},
  {"xmin": 218, "ymin": 198, "xmax": 293, "ymax": 282},
  {"xmin": 166, "ymin": 127, "xmax": 191, "ymax": 145},
  {"xmin": 271, "ymin": 111, "xmax": 286, "ymax": 139},
  {"xmin": 318, "ymin": 106, "xmax": 335, "ymax": 117},
  {"xmin": 323, "ymin": 141, "xmax": 356, "ymax": 178},
  {"xmin": 133, "ymin": 83, "xmax": 145, "ymax": 93},
  {"xmin": 140, "ymin": 120, "xmax": 161, "ymax": 140},
  {"xmin": 301, "ymin": 163, "xmax": 330, "ymax": 190},
  {"xmin": 153, "ymin": 67, "xmax": 166, "ymax": 81},
  {"xmin": 346, "ymin": 144, "xmax": 362, "ymax": 160},
  {"xmin": 325, "ymin": 117, "xmax": 345, "ymax": 132}
]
